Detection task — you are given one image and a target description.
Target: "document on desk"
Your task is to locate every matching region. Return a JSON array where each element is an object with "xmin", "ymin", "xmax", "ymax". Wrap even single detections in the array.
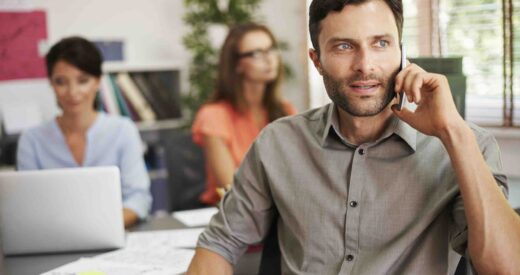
[
  {"xmin": 172, "ymin": 207, "xmax": 218, "ymax": 227},
  {"xmin": 41, "ymin": 257, "xmax": 177, "ymax": 275},
  {"xmin": 96, "ymin": 247, "xmax": 195, "ymax": 274},
  {"xmin": 125, "ymin": 228, "xmax": 205, "ymax": 249},
  {"xmin": 41, "ymin": 228, "xmax": 204, "ymax": 275},
  {"xmin": 94, "ymin": 229, "xmax": 203, "ymax": 274}
]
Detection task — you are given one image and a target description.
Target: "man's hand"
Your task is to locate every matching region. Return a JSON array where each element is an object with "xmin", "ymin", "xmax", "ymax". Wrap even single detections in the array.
[
  {"xmin": 392, "ymin": 65, "xmax": 520, "ymax": 273},
  {"xmin": 391, "ymin": 63, "xmax": 466, "ymax": 139}
]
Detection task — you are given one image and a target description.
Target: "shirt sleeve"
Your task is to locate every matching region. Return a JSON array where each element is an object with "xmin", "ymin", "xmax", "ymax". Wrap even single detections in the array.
[
  {"xmin": 16, "ymin": 130, "xmax": 39, "ymax": 170},
  {"xmin": 449, "ymin": 129, "xmax": 508, "ymax": 255},
  {"xmin": 192, "ymin": 104, "xmax": 231, "ymax": 146},
  {"xmin": 118, "ymin": 120, "xmax": 152, "ymax": 219},
  {"xmin": 196, "ymin": 130, "xmax": 276, "ymax": 265}
]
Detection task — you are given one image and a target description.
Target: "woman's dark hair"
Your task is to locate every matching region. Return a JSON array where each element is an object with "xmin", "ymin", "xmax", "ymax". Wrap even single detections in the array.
[
  {"xmin": 309, "ymin": 0, "xmax": 403, "ymax": 53},
  {"xmin": 45, "ymin": 36, "xmax": 103, "ymax": 110},
  {"xmin": 46, "ymin": 36, "xmax": 103, "ymax": 78},
  {"xmin": 210, "ymin": 23, "xmax": 289, "ymax": 122}
]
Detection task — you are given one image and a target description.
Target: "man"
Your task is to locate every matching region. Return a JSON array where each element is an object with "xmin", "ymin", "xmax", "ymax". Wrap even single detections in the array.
[{"xmin": 188, "ymin": 0, "xmax": 520, "ymax": 274}]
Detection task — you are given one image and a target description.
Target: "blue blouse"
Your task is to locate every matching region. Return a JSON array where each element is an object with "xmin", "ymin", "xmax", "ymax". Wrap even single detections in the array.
[{"xmin": 16, "ymin": 112, "xmax": 152, "ymax": 219}]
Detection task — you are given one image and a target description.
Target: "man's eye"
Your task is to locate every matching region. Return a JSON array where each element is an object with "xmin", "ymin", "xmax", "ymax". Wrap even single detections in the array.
[
  {"xmin": 376, "ymin": 40, "xmax": 389, "ymax": 48},
  {"xmin": 337, "ymin": 43, "xmax": 352, "ymax": 50}
]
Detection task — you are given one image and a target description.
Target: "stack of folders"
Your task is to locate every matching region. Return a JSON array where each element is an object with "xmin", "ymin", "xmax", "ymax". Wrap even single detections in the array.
[{"xmin": 97, "ymin": 71, "xmax": 182, "ymax": 122}]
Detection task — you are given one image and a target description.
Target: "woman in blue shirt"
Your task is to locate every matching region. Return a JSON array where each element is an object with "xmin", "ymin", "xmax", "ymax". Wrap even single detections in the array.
[{"xmin": 16, "ymin": 36, "xmax": 151, "ymax": 227}]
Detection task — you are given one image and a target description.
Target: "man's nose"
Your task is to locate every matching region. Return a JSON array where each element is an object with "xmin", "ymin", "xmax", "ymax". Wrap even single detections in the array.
[{"xmin": 352, "ymin": 48, "xmax": 375, "ymax": 74}]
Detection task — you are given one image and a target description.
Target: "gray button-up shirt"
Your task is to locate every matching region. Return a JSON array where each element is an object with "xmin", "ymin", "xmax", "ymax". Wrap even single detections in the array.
[{"xmin": 197, "ymin": 103, "xmax": 508, "ymax": 274}]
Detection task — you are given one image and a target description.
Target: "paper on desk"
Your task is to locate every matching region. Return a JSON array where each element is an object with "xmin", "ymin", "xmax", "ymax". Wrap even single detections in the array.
[
  {"xmin": 42, "ymin": 228, "xmax": 205, "ymax": 275},
  {"xmin": 96, "ymin": 247, "xmax": 195, "ymax": 274},
  {"xmin": 125, "ymin": 228, "xmax": 205, "ymax": 249},
  {"xmin": 172, "ymin": 207, "xmax": 218, "ymax": 227},
  {"xmin": 40, "ymin": 257, "xmax": 177, "ymax": 275}
]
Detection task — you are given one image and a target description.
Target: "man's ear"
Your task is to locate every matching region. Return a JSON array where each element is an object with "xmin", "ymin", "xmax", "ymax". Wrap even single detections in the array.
[{"xmin": 309, "ymin": 48, "xmax": 323, "ymax": 75}]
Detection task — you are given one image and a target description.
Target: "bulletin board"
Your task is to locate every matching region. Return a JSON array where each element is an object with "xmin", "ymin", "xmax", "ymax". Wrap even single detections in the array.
[{"xmin": 0, "ymin": 10, "xmax": 48, "ymax": 81}]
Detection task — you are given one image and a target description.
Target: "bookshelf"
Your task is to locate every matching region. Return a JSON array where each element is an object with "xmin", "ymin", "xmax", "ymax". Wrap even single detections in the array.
[{"xmin": 99, "ymin": 62, "xmax": 184, "ymax": 125}]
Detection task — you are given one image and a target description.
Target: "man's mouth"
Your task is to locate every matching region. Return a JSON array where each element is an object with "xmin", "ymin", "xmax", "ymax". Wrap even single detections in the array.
[
  {"xmin": 350, "ymin": 84, "xmax": 379, "ymax": 89},
  {"xmin": 349, "ymin": 80, "xmax": 380, "ymax": 89}
]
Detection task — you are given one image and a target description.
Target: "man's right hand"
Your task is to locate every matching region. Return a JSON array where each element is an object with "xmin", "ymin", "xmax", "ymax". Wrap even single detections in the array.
[{"xmin": 187, "ymin": 248, "xmax": 233, "ymax": 275}]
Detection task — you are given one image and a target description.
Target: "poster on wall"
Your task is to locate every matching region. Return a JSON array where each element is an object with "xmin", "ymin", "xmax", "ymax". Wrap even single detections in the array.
[{"xmin": 0, "ymin": 10, "xmax": 48, "ymax": 81}]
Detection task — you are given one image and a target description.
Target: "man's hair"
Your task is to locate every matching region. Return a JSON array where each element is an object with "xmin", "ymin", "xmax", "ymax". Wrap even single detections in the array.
[{"xmin": 309, "ymin": 0, "xmax": 403, "ymax": 52}]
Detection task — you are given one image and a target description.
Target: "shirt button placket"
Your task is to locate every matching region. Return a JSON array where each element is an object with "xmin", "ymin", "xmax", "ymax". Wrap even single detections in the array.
[{"xmin": 343, "ymin": 145, "xmax": 365, "ymax": 271}]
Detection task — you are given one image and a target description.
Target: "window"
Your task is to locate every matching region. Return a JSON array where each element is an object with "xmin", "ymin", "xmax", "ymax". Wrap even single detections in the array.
[
  {"xmin": 440, "ymin": 0, "xmax": 519, "ymax": 126},
  {"xmin": 403, "ymin": 0, "xmax": 419, "ymax": 57},
  {"xmin": 514, "ymin": 0, "xmax": 520, "ymax": 125}
]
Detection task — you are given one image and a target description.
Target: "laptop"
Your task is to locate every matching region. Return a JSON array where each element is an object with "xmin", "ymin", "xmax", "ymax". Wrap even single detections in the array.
[{"xmin": 0, "ymin": 166, "xmax": 125, "ymax": 255}]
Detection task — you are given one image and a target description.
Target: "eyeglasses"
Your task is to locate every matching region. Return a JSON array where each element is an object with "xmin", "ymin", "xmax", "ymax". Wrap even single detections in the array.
[{"xmin": 237, "ymin": 46, "xmax": 279, "ymax": 60}]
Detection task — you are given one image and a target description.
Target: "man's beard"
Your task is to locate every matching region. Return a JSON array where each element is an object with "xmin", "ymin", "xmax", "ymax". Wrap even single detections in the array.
[{"xmin": 323, "ymin": 68, "xmax": 399, "ymax": 117}]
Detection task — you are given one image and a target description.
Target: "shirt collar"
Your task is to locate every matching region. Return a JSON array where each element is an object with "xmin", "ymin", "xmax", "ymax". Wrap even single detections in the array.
[{"xmin": 319, "ymin": 103, "xmax": 417, "ymax": 151}]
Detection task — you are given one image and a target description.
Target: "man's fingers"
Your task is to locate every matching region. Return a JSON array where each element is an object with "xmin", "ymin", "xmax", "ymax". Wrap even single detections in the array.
[
  {"xmin": 410, "ymin": 73, "xmax": 424, "ymax": 104},
  {"xmin": 395, "ymin": 63, "xmax": 426, "ymax": 104},
  {"xmin": 401, "ymin": 70, "xmax": 420, "ymax": 103},
  {"xmin": 391, "ymin": 104, "xmax": 417, "ymax": 126},
  {"xmin": 394, "ymin": 62, "xmax": 412, "ymax": 93}
]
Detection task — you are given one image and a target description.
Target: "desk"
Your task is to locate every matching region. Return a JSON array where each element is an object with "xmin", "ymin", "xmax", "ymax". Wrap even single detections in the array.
[{"xmin": 0, "ymin": 216, "xmax": 261, "ymax": 275}]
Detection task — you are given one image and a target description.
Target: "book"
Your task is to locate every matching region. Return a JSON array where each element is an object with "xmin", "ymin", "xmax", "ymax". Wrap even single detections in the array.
[
  {"xmin": 115, "ymin": 73, "xmax": 156, "ymax": 122},
  {"xmin": 119, "ymin": 87, "xmax": 141, "ymax": 121},
  {"xmin": 100, "ymin": 75, "xmax": 121, "ymax": 115},
  {"xmin": 108, "ymin": 74, "xmax": 132, "ymax": 118},
  {"xmin": 145, "ymin": 72, "xmax": 182, "ymax": 119},
  {"xmin": 130, "ymin": 72, "xmax": 170, "ymax": 120}
]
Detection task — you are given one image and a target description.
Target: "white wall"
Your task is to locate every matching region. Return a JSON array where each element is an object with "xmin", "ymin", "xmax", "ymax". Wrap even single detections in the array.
[{"xmin": 0, "ymin": 0, "xmax": 309, "ymax": 127}]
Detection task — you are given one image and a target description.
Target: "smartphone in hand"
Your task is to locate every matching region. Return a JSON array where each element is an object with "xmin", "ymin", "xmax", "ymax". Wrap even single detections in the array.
[{"xmin": 396, "ymin": 43, "xmax": 407, "ymax": 111}]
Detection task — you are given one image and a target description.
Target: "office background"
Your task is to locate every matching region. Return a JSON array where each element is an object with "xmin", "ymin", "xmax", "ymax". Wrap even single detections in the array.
[{"xmin": 0, "ymin": 0, "xmax": 519, "ymax": 206}]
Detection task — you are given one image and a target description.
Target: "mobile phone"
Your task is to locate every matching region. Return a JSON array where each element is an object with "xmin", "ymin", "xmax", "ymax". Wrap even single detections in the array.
[{"xmin": 396, "ymin": 43, "xmax": 407, "ymax": 111}]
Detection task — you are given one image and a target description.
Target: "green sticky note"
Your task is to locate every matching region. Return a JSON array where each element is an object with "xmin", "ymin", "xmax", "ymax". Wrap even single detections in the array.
[{"xmin": 79, "ymin": 271, "xmax": 106, "ymax": 275}]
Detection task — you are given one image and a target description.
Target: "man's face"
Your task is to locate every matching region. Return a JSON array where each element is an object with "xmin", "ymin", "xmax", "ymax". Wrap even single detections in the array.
[{"xmin": 310, "ymin": 0, "xmax": 401, "ymax": 117}]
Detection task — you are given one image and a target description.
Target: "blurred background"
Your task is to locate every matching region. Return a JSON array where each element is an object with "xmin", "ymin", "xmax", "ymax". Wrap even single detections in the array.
[{"xmin": 0, "ymin": 0, "xmax": 519, "ymax": 211}]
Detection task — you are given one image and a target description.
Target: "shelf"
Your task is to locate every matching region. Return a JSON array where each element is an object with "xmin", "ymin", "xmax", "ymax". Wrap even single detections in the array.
[{"xmin": 102, "ymin": 62, "xmax": 183, "ymax": 73}]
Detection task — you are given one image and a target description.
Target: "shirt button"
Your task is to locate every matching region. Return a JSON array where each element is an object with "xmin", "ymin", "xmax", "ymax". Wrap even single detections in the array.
[
  {"xmin": 349, "ymin": 201, "xmax": 358, "ymax": 207},
  {"xmin": 358, "ymin": 148, "xmax": 365, "ymax": 155},
  {"xmin": 346, "ymin": 254, "xmax": 354, "ymax": 261}
]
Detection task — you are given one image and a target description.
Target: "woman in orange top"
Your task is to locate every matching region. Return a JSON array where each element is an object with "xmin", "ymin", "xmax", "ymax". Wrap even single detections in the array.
[{"xmin": 192, "ymin": 23, "xmax": 297, "ymax": 205}]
